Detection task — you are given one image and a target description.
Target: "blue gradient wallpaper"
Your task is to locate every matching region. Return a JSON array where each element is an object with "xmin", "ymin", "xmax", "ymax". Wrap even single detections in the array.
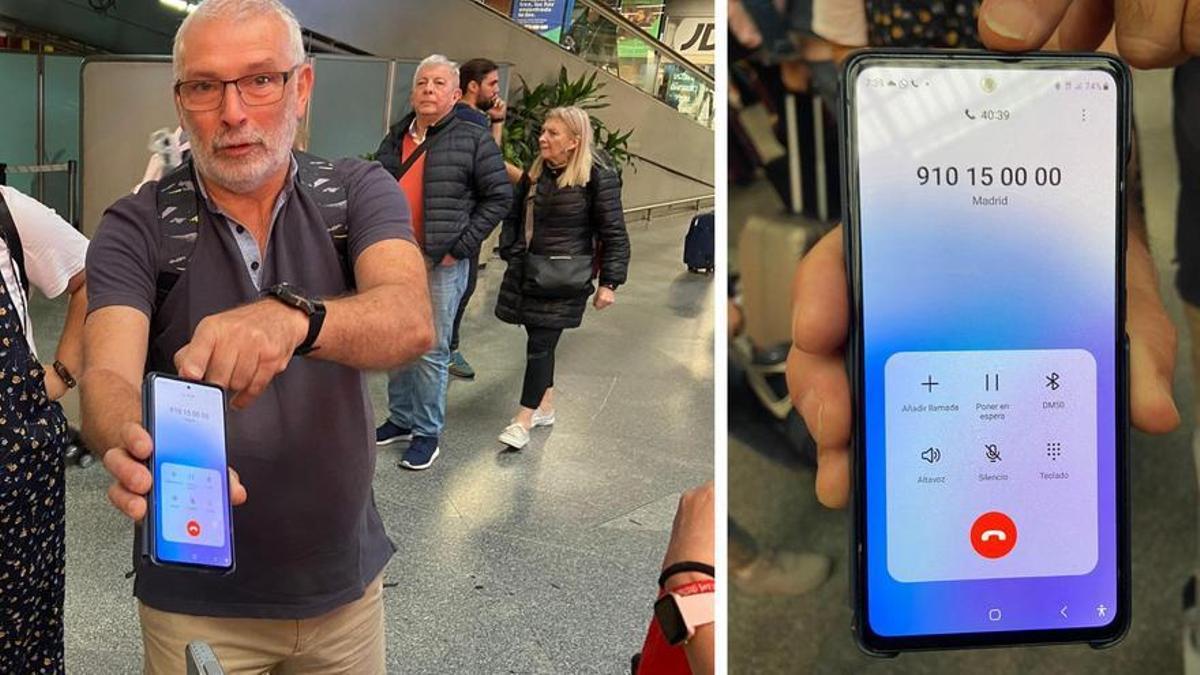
[
  {"xmin": 151, "ymin": 377, "xmax": 232, "ymax": 568},
  {"xmin": 854, "ymin": 65, "xmax": 1119, "ymax": 637}
]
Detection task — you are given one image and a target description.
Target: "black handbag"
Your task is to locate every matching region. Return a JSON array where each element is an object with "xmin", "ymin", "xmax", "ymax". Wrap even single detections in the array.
[{"xmin": 521, "ymin": 186, "xmax": 593, "ymax": 299}]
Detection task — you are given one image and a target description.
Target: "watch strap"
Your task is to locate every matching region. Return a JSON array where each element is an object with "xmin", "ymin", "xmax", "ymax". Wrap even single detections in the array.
[
  {"xmin": 667, "ymin": 578, "xmax": 715, "ymax": 596},
  {"xmin": 295, "ymin": 303, "xmax": 325, "ymax": 356},
  {"xmin": 52, "ymin": 360, "xmax": 77, "ymax": 389}
]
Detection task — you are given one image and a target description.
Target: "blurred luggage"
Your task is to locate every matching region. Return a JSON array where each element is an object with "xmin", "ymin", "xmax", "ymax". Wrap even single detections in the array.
[
  {"xmin": 737, "ymin": 213, "xmax": 828, "ymax": 351},
  {"xmin": 684, "ymin": 211, "xmax": 715, "ymax": 274}
]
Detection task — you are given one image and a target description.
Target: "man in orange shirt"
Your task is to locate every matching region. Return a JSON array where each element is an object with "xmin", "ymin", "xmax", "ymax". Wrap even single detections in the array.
[{"xmin": 373, "ymin": 54, "xmax": 512, "ymax": 470}]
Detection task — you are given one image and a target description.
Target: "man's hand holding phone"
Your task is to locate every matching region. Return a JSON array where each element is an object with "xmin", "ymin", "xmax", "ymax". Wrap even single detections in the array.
[
  {"xmin": 174, "ymin": 299, "xmax": 308, "ymax": 410},
  {"xmin": 785, "ymin": 224, "xmax": 1180, "ymax": 510},
  {"xmin": 979, "ymin": 0, "xmax": 1200, "ymax": 69},
  {"xmin": 102, "ymin": 420, "xmax": 247, "ymax": 521},
  {"xmin": 488, "ymin": 96, "xmax": 507, "ymax": 123}
]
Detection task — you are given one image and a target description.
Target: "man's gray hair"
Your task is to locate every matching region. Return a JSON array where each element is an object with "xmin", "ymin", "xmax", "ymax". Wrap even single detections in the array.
[
  {"xmin": 413, "ymin": 54, "xmax": 459, "ymax": 89},
  {"xmin": 173, "ymin": 0, "xmax": 306, "ymax": 80}
]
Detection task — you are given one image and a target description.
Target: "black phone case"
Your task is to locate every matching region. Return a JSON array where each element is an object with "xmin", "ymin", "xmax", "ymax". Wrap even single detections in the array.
[
  {"xmin": 839, "ymin": 49, "xmax": 1132, "ymax": 655},
  {"xmin": 141, "ymin": 371, "xmax": 236, "ymax": 575}
]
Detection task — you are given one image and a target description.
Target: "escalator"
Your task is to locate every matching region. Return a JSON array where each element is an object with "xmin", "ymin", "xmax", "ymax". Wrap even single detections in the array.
[{"xmin": 286, "ymin": 0, "xmax": 715, "ymax": 208}]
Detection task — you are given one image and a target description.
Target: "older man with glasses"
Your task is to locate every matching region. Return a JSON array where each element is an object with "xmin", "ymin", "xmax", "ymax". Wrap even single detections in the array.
[{"xmin": 80, "ymin": 0, "xmax": 432, "ymax": 670}]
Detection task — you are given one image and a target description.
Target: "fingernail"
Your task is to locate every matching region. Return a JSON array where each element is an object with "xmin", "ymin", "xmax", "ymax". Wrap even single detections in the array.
[
  {"xmin": 791, "ymin": 299, "xmax": 806, "ymax": 343},
  {"xmin": 982, "ymin": 1, "xmax": 1034, "ymax": 41},
  {"xmin": 1161, "ymin": 382, "xmax": 1180, "ymax": 419},
  {"xmin": 800, "ymin": 391, "xmax": 824, "ymax": 444}
]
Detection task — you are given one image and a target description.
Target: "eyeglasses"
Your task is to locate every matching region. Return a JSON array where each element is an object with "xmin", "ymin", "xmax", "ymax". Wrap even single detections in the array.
[{"xmin": 174, "ymin": 68, "xmax": 297, "ymax": 112}]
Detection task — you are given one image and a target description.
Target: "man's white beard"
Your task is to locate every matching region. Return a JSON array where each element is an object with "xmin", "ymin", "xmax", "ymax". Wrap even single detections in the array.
[{"xmin": 188, "ymin": 111, "xmax": 298, "ymax": 194}]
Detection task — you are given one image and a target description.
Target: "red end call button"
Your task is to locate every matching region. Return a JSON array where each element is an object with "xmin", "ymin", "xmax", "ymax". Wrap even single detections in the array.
[
  {"xmin": 186, "ymin": 520, "xmax": 201, "ymax": 538},
  {"xmin": 970, "ymin": 511, "xmax": 1016, "ymax": 559}
]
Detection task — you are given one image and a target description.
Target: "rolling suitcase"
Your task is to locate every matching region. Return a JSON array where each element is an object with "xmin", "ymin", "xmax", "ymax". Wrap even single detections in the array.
[
  {"xmin": 684, "ymin": 211, "xmax": 715, "ymax": 274},
  {"xmin": 735, "ymin": 213, "xmax": 829, "ymax": 421},
  {"xmin": 737, "ymin": 213, "xmax": 828, "ymax": 351}
]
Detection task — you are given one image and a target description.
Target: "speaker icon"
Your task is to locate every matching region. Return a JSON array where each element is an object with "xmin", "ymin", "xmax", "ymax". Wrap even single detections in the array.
[{"xmin": 921, "ymin": 447, "xmax": 942, "ymax": 464}]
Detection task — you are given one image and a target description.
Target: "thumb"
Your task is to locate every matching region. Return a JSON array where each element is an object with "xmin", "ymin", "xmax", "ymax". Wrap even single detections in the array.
[
  {"xmin": 1129, "ymin": 329, "xmax": 1180, "ymax": 434},
  {"xmin": 228, "ymin": 467, "xmax": 248, "ymax": 506},
  {"xmin": 978, "ymin": 0, "xmax": 1074, "ymax": 51}
]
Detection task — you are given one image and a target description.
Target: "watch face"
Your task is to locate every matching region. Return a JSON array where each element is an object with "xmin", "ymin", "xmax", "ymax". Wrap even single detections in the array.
[
  {"xmin": 273, "ymin": 284, "xmax": 313, "ymax": 314},
  {"xmin": 291, "ymin": 294, "xmax": 315, "ymax": 314},
  {"xmin": 654, "ymin": 595, "xmax": 689, "ymax": 645}
]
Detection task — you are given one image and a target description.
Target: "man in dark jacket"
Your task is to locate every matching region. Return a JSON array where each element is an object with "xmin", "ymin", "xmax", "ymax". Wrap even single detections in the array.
[
  {"xmin": 446, "ymin": 57, "xmax": 508, "ymax": 381},
  {"xmin": 373, "ymin": 54, "xmax": 512, "ymax": 470}
]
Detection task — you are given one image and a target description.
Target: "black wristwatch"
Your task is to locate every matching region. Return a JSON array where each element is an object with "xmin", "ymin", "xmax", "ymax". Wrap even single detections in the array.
[{"xmin": 264, "ymin": 283, "xmax": 325, "ymax": 356}]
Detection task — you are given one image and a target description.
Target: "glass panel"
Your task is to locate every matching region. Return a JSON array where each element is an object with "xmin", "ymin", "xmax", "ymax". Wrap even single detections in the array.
[
  {"xmin": 0, "ymin": 52, "xmax": 38, "ymax": 196},
  {"xmin": 616, "ymin": 24, "xmax": 661, "ymax": 97},
  {"xmin": 389, "ymin": 61, "xmax": 419, "ymax": 127},
  {"xmin": 307, "ymin": 57, "xmax": 390, "ymax": 160},
  {"xmin": 43, "ymin": 54, "xmax": 83, "ymax": 224},
  {"xmin": 563, "ymin": 5, "xmax": 618, "ymax": 76},
  {"xmin": 616, "ymin": 0, "xmax": 666, "ymax": 42},
  {"xmin": 497, "ymin": 64, "xmax": 514, "ymax": 103},
  {"xmin": 658, "ymin": 55, "xmax": 713, "ymax": 127}
]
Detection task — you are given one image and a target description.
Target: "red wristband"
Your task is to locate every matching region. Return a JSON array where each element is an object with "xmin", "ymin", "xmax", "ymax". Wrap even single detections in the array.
[{"xmin": 667, "ymin": 578, "xmax": 715, "ymax": 597}]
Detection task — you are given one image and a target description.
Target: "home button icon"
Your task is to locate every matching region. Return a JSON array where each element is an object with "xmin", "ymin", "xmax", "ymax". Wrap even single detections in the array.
[{"xmin": 988, "ymin": 608, "xmax": 1002, "ymax": 622}]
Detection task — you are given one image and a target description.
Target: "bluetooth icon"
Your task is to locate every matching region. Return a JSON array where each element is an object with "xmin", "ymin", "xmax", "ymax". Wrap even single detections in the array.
[{"xmin": 1046, "ymin": 372, "xmax": 1061, "ymax": 391}]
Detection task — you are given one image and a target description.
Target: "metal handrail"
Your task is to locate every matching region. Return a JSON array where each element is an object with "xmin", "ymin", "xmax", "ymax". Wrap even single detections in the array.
[
  {"xmin": 623, "ymin": 193, "xmax": 713, "ymax": 220},
  {"xmin": 473, "ymin": 0, "xmax": 714, "ymax": 90},
  {"xmin": 571, "ymin": 0, "xmax": 714, "ymax": 87}
]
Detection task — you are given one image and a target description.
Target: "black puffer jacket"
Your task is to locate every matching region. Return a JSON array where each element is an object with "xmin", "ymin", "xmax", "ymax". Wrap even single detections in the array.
[
  {"xmin": 375, "ymin": 111, "xmax": 512, "ymax": 261},
  {"xmin": 495, "ymin": 162, "xmax": 630, "ymax": 329}
]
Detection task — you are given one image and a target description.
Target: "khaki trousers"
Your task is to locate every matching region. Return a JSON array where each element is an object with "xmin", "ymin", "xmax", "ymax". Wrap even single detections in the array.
[{"xmin": 138, "ymin": 575, "xmax": 385, "ymax": 675}]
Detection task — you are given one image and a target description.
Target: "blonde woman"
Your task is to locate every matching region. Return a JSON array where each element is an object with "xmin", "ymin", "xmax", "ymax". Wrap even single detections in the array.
[{"xmin": 495, "ymin": 106, "xmax": 630, "ymax": 449}]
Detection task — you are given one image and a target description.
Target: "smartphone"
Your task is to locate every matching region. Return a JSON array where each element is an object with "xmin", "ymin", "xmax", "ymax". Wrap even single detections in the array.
[
  {"xmin": 143, "ymin": 372, "xmax": 235, "ymax": 573},
  {"xmin": 841, "ymin": 50, "xmax": 1130, "ymax": 653}
]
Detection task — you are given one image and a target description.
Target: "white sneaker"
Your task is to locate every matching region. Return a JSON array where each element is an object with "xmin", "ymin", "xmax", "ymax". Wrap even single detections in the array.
[
  {"xmin": 531, "ymin": 408, "xmax": 556, "ymax": 427},
  {"xmin": 498, "ymin": 423, "xmax": 530, "ymax": 449}
]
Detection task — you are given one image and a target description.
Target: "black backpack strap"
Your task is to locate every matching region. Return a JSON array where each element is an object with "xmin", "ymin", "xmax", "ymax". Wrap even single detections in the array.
[
  {"xmin": 154, "ymin": 153, "xmax": 354, "ymax": 311},
  {"xmin": 294, "ymin": 151, "xmax": 354, "ymax": 291},
  {"xmin": 396, "ymin": 117, "xmax": 460, "ymax": 181},
  {"xmin": 154, "ymin": 160, "xmax": 203, "ymax": 312},
  {"xmin": 0, "ymin": 190, "xmax": 30, "ymax": 298}
]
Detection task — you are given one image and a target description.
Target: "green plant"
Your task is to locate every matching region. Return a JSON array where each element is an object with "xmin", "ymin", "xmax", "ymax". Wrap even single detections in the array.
[{"xmin": 503, "ymin": 66, "xmax": 635, "ymax": 176}]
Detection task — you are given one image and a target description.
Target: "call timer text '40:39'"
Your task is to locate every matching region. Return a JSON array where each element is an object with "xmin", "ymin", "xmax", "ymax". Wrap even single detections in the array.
[{"xmin": 916, "ymin": 166, "xmax": 1063, "ymax": 187}]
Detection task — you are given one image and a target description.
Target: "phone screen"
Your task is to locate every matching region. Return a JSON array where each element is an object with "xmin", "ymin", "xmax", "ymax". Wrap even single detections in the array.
[
  {"xmin": 149, "ymin": 375, "xmax": 233, "ymax": 570},
  {"xmin": 850, "ymin": 60, "xmax": 1123, "ymax": 640}
]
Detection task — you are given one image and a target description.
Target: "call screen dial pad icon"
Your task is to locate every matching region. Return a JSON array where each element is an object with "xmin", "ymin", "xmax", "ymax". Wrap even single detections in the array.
[
  {"xmin": 160, "ymin": 462, "xmax": 226, "ymax": 548},
  {"xmin": 883, "ymin": 349, "xmax": 1098, "ymax": 583}
]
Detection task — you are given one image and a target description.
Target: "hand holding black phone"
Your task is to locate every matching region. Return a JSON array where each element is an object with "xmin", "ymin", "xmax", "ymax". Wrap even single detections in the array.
[
  {"xmin": 142, "ymin": 372, "xmax": 236, "ymax": 573},
  {"xmin": 841, "ymin": 50, "xmax": 1130, "ymax": 653}
]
